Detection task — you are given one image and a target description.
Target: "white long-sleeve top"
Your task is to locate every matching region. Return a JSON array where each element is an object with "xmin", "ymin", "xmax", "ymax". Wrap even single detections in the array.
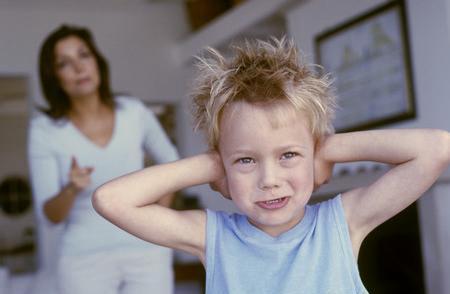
[{"xmin": 28, "ymin": 96, "xmax": 179, "ymax": 257}]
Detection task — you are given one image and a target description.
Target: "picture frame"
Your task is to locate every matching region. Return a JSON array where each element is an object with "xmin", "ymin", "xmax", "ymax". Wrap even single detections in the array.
[{"xmin": 315, "ymin": 0, "xmax": 416, "ymax": 132}]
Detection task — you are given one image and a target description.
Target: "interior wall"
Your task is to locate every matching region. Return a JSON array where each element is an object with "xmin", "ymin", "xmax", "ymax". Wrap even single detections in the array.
[
  {"xmin": 0, "ymin": 1, "xmax": 188, "ymax": 110},
  {"xmin": 0, "ymin": 115, "xmax": 28, "ymax": 179},
  {"xmin": 175, "ymin": 65, "xmax": 239, "ymax": 212}
]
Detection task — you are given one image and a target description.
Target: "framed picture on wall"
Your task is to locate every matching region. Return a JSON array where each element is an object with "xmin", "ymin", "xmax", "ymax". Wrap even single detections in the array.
[{"xmin": 314, "ymin": 0, "xmax": 416, "ymax": 132}]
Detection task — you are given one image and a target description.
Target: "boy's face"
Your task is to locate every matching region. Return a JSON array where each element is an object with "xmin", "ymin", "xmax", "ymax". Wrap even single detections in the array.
[{"xmin": 219, "ymin": 101, "xmax": 315, "ymax": 237}]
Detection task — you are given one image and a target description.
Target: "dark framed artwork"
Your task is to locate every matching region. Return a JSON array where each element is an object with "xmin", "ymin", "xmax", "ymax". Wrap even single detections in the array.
[{"xmin": 315, "ymin": 0, "xmax": 416, "ymax": 132}]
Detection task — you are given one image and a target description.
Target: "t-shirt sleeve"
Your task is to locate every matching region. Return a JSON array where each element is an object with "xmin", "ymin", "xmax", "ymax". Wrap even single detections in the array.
[
  {"xmin": 328, "ymin": 195, "xmax": 364, "ymax": 289},
  {"xmin": 325, "ymin": 195, "xmax": 353, "ymax": 251},
  {"xmin": 136, "ymin": 100, "xmax": 179, "ymax": 164},
  {"xmin": 27, "ymin": 116, "xmax": 61, "ymax": 223}
]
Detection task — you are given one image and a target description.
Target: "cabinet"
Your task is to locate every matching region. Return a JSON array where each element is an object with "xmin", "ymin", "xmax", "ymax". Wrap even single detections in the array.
[{"xmin": 176, "ymin": 0, "xmax": 297, "ymax": 63}]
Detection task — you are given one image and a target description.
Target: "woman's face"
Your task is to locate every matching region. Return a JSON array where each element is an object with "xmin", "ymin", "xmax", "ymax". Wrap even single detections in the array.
[{"xmin": 54, "ymin": 36, "xmax": 100, "ymax": 100}]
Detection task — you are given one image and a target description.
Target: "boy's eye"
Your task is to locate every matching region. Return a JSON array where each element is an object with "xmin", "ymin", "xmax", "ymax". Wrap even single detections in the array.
[
  {"xmin": 280, "ymin": 152, "xmax": 299, "ymax": 160},
  {"xmin": 237, "ymin": 157, "xmax": 254, "ymax": 164}
]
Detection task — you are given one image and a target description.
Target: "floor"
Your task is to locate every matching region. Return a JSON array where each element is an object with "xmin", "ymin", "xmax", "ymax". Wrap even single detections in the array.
[{"xmin": 5, "ymin": 272, "xmax": 202, "ymax": 294}]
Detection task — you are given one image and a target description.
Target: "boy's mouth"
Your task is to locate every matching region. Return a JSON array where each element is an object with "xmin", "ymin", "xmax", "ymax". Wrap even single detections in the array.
[{"xmin": 256, "ymin": 197, "xmax": 289, "ymax": 210}]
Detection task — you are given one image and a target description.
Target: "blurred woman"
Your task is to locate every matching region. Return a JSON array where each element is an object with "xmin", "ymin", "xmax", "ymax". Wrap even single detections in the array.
[{"xmin": 28, "ymin": 24, "xmax": 178, "ymax": 294}]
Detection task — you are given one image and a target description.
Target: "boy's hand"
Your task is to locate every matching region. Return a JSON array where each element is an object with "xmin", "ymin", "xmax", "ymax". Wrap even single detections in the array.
[
  {"xmin": 208, "ymin": 152, "xmax": 230, "ymax": 199},
  {"xmin": 210, "ymin": 177, "xmax": 230, "ymax": 199},
  {"xmin": 314, "ymin": 138, "xmax": 334, "ymax": 190}
]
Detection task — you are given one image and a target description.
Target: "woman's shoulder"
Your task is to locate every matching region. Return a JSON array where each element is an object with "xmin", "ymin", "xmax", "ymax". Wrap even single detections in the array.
[
  {"xmin": 28, "ymin": 110, "xmax": 69, "ymax": 150},
  {"xmin": 115, "ymin": 95, "xmax": 146, "ymax": 111},
  {"xmin": 114, "ymin": 95, "xmax": 155, "ymax": 123},
  {"xmin": 29, "ymin": 110, "xmax": 66, "ymax": 132}
]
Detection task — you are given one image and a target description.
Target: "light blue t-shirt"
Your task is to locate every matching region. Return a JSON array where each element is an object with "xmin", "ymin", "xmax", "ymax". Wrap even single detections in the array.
[{"xmin": 205, "ymin": 195, "xmax": 368, "ymax": 294}]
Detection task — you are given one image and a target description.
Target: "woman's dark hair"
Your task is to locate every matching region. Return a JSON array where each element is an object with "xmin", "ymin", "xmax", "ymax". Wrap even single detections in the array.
[{"xmin": 38, "ymin": 24, "xmax": 114, "ymax": 119}]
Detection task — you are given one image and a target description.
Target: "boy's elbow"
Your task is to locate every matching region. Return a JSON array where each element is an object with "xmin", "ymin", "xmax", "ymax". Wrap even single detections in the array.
[
  {"xmin": 442, "ymin": 130, "xmax": 450, "ymax": 164},
  {"xmin": 92, "ymin": 185, "xmax": 115, "ymax": 217},
  {"xmin": 429, "ymin": 130, "xmax": 450, "ymax": 167}
]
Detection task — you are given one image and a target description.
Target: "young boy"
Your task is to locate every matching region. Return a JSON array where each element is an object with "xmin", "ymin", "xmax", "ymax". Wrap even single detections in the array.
[{"xmin": 93, "ymin": 38, "xmax": 450, "ymax": 293}]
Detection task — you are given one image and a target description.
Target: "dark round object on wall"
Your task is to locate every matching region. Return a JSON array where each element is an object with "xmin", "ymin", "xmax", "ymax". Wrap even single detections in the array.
[{"xmin": 0, "ymin": 175, "xmax": 32, "ymax": 216}]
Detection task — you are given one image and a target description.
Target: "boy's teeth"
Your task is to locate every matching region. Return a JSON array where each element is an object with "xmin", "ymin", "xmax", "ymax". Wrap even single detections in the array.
[{"xmin": 265, "ymin": 198, "xmax": 282, "ymax": 204}]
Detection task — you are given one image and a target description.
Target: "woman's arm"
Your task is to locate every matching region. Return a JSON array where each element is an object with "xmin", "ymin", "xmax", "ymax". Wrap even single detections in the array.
[
  {"xmin": 43, "ymin": 157, "xmax": 93, "ymax": 223},
  {"xmin": 43, "ymin": 183, "xmax": 78, "ymax": 223},
  {"xmin": 139, "ymin": 98, "xmax": 180, "ymax": 208},
  {"xmin": 28, "ymin": 118, "xmax": 70, "ymax": 224},
  {"xmin": 316, "ymin": 129, "xmax": 450, "ymax": 254},
  {"xmin": 92, "ymin": 152, "xmax": 224, "ymax": 262},
  {"xmin": 28, "ymin": 118, "xmax": 93, "ymax": 224}
]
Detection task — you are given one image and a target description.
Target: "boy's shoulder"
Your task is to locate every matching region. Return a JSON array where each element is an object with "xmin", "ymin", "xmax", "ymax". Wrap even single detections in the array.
[
  {"xmin": 205, "ymin": 209, "xmax": 243, "ymax": 226},
  {"xmin": 205, "ymin": 209, "xmax": 246, "ymax": 237}
]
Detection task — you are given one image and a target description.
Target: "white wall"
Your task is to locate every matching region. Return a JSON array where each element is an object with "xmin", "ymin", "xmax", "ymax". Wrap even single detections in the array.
[
  {"xmin": 175, "ymin": 65, "xmax": 238, "ymax": 212},
  {"xmin": 0, "ymin": 1, "xmax": 188, "ymax": 109}
]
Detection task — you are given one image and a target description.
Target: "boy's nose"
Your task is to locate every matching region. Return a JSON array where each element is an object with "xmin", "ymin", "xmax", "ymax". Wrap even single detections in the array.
[{"xmin": 258, "ymin": 162, "xmax": 280, "ymax": 191}]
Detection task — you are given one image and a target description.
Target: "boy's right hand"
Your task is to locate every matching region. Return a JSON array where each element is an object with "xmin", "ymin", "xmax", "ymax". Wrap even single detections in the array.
[
  {"xmin": 208, "ymin": 152, "xmax": 230, "ymax": 199},
  {"xmin": 69, "ymin": 156, "xmax": 94, "ymax": 192}
]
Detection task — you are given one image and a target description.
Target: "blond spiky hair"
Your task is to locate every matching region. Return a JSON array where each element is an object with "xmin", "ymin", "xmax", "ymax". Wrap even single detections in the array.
[{"xmin": 191, "ymin": 37, "xmax": 336, "ymax": 149}]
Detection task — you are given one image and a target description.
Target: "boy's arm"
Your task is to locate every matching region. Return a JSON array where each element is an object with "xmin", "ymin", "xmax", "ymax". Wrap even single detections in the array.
[
  {"xmin": 92, "ymin": 153, "xmax": 224, "ymax": 262},
  {"xmin": 316, "ymin": 129, "xmax": 450, "ymax": 254}
]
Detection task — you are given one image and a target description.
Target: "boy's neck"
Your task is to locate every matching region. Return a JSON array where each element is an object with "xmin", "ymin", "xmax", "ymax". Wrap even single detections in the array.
[{"xmin": 247, "ymin": 207, "xmax": 306, "ymax": 237}]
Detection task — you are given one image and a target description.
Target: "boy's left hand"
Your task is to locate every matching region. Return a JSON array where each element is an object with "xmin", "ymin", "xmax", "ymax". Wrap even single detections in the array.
[
  {"xmin": 314, "ymin": 138, "xmax": 334, "ymax": 190},
  {"xmin": 208, "ymin": 151, "xmax": 231, "ymax": 199},
  {"xmin": 210, "ymin": 177, "xmax": 230, "ymax": 199}
]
